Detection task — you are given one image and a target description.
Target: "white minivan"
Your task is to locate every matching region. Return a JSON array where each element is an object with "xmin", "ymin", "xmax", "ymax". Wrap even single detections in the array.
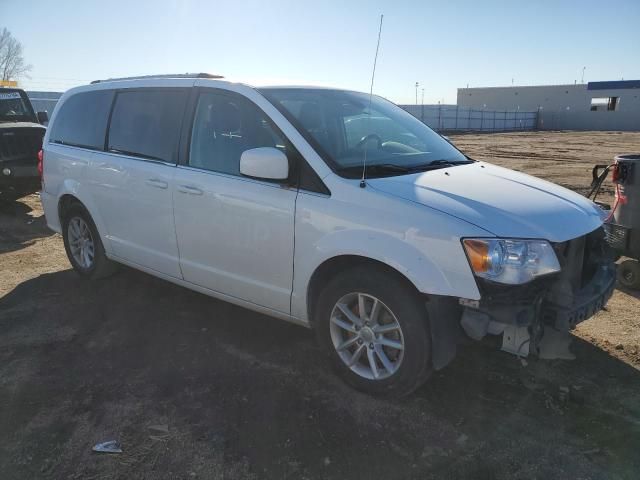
[{"xmin": 41, "ymin": 73, "xmax": 616, "ymax": 396}]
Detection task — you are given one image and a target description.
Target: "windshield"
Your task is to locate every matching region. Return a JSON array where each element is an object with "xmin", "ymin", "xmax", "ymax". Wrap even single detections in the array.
[
  {"xmin": 0, "ymin": 90, "xmax": 36, "ymax": 123},
  {"xmin": 259, "ymin": 88, "xmax": 468, "ymax": 177}
]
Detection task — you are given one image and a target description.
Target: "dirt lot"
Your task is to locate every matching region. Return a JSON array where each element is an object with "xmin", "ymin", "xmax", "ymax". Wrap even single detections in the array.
[{"xmin": 1, "ymin": 131, "xmax": 639, "ymax": 479}]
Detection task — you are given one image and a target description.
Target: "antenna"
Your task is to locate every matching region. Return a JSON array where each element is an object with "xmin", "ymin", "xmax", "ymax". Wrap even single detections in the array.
[{"xmin": 360, "ymin": 14, "xmax": 384, "ymax": 188}]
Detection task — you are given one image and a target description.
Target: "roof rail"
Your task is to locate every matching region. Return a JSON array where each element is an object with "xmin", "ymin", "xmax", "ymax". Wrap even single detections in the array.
[{"xmin": 90, "ymin": 73, "xmax": 224, "ymax": 84}]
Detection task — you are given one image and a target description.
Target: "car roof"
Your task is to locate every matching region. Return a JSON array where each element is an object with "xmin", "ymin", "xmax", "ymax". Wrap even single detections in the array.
[
  {"xmin": 258, "ymin": 85, "xmax": 360, "ymax": 93},
  {"xmin": 90, "ymin": 72, "xmax": 223, "ymax": 84}
]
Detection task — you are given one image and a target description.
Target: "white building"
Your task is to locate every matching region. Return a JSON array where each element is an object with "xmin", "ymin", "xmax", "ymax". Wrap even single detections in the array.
[{"xmin": 457, "ymin": 80, "xmax": 640, "ymax": 131}]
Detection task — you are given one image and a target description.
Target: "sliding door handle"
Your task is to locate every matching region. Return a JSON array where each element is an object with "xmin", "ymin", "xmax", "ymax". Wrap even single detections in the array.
[
  {"xmin": 177, "ymin": 185, "xmax": 203, "ymax": 195},
  {"xmin": 145, "ymin": 178, "xmax": 168, "ymax": 189}
]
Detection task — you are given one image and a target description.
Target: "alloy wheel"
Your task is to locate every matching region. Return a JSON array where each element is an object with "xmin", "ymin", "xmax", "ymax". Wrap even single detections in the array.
[
  {"xmin": 329, "ymin": 292, "xmax": 405, "ymax": 380},
  {"xmin": 68, "ymin": 216, "xmax": 95, "ymax": 269}
]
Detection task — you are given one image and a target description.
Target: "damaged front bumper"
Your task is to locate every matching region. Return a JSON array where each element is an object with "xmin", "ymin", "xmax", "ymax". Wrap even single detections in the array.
[
  {"xmin": 542, "ymin": 263, "xmax": 616, "ymax": 331},
  {"xmin": 459, "ymin": 227, "xmax": 616, "ymax": 357}
]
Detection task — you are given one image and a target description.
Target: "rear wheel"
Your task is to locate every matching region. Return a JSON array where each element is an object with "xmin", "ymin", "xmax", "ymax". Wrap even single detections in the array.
[
  {"xmin": 315, "ymin": 266, "xmax": 432, "ymax": 397},
  {"xmin": 618, "ymin": 259, "xmax": 640, "ymax": 289},
  {"xmin": 62, "ymin": 204, "xmax": 117, "ymax": 279}
]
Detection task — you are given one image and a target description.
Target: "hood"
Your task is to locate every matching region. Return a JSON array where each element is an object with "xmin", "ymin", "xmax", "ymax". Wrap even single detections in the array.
[{"xmin": 368, "ymin": 162, "xmax": 603, "ymax": 242}]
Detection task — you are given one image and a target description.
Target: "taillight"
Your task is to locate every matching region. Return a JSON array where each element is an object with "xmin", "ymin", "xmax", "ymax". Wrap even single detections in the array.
[{"xmin": 37, "ymin": 149, "xmax": 43, "ymax": 177}]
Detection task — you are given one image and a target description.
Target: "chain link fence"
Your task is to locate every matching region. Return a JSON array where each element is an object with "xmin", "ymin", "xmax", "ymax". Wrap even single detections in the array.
[{"xmin": 400, "ymin": 104, "xmax": 538, "ymax": 132}]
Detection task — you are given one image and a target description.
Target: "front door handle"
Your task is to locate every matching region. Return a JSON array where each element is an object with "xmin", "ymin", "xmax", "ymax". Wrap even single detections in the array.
[
  {"xmin": 146, "ymin": 178, "xmax": 168, "ymax": 189},
  {"xmin": 177, "ymin": 185, "xmax": 203, "ymax": 195}
]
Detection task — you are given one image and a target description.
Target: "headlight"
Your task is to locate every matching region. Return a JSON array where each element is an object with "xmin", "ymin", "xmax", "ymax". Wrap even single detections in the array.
[{"xmin": 462, "ymin": 238, "xmax": 561, "ymax": 285}]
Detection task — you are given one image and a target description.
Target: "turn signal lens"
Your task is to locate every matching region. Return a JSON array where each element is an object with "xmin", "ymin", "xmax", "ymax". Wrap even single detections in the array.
[
  {"xmin": 463, "ymin": 239, "xmax": 505, "ymax": 277},
  {"xmin": 463, "ymin": 239, "xmax": 489, "ymax": 273}
]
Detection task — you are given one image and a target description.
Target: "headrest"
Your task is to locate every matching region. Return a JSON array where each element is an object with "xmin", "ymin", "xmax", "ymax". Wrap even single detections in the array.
[{"xmin": 212, "ymin": 100, "xmax": 242, "ymax": 133}]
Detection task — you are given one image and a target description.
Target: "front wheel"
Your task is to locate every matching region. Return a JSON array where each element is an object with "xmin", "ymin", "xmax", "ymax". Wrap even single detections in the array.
[{"xmin": 315, "ymin": 266, "xmax": 432, "ymax": 397}]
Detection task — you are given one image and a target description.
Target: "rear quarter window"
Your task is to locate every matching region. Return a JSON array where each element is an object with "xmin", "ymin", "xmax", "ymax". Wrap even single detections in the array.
[
  {"xmin": 107, "ymin": 89, "xmax": 187, "ymax": 163},
  {"xmin": 49, "ymin": 90, "xmax": 114, "ymax": 150}
]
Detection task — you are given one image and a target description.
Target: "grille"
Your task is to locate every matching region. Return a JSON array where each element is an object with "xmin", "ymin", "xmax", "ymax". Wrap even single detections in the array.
[{"xmin": 553, "ymin": 227, "xmax": 611, "ymax": 290}]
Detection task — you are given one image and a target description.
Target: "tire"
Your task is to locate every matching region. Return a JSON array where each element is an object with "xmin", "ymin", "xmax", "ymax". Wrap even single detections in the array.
[
  {"xmin": 314, "ymin": 265, "xmax": 432, "ymax": 397},
  {"xmin": 618, "ymin": 259, "xmax": 640, "ymax": 289},
  {"xmin": 61, "ymin": 204, "xmax": 117, "ymax": 279}
]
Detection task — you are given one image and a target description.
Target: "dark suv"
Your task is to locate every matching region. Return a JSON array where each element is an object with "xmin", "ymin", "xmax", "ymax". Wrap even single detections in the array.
[{"xmin": 0, "ymin": 88, "xmax": 48, "ymax": 201}]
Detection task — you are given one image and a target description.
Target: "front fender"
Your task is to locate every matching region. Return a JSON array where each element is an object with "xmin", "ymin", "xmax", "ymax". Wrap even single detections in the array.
[
  {"xmin": 291, "ymin": 208, "xmax": 482, "ymax": 322},
  {"xmin": 313, "ymin": 228, "xmax": 458, "ymax": 294}
]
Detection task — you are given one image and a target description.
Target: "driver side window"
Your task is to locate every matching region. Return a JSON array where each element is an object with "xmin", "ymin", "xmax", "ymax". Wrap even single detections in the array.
[{"xmin": 189, "ymin": 91, "xmax": 288, "ymax": 176}]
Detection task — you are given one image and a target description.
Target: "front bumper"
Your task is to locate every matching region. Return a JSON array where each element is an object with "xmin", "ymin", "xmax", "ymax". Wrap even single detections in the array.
[
  {"xmin": 541, "ymin": 262, "xmax": 616, "ymax": 331},
  {"xmin": 460, "ymin": 262, "xmax": 615, "ymax": 337},
  {"xmin": 459, "ymin": 227, "xmax": 616, "ymax": 346}
]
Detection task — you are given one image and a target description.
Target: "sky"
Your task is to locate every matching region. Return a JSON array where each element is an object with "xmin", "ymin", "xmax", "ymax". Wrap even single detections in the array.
[{"xmin": 2, "ymin": 0, "xmax": 640, "ymax": 104}]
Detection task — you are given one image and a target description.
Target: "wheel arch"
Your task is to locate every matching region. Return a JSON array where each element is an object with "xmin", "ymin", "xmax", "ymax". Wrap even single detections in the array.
[
  {"xmin": 305, "ymin": 254, "xmax": 462, "ymax": 372},
  {"xmin": 58, "ymin": 193, "xmax": 85, "ymax": 221},
  {"xmin": 306, "ymin": 255, "xmax": 423, "ymax": 327},
  {"xmin": 56, "ymin": 190, "xmax": 112, "ymax": 254}
]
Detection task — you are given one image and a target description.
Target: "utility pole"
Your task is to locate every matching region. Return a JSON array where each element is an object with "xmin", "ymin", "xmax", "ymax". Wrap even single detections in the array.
[{"xmin": 415, "ymin": 82, "xmax": 419, "ymax": 105}]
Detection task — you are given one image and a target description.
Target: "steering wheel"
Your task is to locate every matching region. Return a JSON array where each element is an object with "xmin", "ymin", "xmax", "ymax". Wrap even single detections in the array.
[{"xmin": 355, "ymin": 134, "xmax": 383, "ymax": 150}]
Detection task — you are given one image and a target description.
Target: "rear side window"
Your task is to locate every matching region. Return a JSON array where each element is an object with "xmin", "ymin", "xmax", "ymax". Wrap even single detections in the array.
[
  {"xmin": 108, "ymin": 89, "xmax": 188, "ymax": 163},
  {"xmin": 49, "ymin": 90, "xmax": 113, "ymax": 150}
]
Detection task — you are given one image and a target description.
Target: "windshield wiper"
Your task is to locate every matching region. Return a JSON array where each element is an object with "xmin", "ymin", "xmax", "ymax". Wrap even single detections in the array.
[
  {"xmin": 337, "ymin": 160, "xmax": 473, "ymax": 178},
  {"xmin": 428, "ymin": 159, "xmax": 474, "ymax": 166},
  {"xmin": 405, "ymin": 159, "xmax": 474, "ymax": 173}
]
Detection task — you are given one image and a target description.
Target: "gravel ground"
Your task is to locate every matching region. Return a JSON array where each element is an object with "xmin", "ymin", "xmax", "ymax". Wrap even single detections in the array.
[{"xmin": 1, "ymin": 131, "xmax": 639, "ymax": 479}]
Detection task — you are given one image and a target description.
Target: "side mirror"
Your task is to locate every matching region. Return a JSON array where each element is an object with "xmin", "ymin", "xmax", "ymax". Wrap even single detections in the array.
[
  {"xmin": 37, "ymin": 111, "xmax": 48, "ymax": 124},
  {"xmin": 240, "ymin": 147, "xmax": 289, "ymax": 181}
]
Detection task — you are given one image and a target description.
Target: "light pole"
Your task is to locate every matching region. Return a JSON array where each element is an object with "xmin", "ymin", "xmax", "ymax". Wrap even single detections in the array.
[
  {"xmin": 421, "ymin": 88, "xmax": 425, "ymax": 105},
  {"xmin": 415, "ymin": 82, "xmax": 419, "ymax": 105},
  {"xmin": 581, "ymin": 67, "xmax": 586, "ymax": 84}
]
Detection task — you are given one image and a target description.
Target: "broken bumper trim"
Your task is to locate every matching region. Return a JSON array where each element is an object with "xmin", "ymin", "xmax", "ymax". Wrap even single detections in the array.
[{"xmin": 542, "ymin": 264, "xmax": 616, "ymax": 331}]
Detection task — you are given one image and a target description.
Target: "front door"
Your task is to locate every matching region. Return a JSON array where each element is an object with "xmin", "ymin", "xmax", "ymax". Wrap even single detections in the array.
[{"xmin": 173, "ymin": 89, "xmax": 297, "ymax": 314}]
